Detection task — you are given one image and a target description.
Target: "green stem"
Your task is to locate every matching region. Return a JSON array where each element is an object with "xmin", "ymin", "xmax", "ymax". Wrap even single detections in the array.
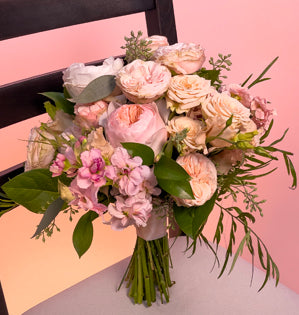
[
  {"xmin": 140, "ymin": 238, "xmax": 152, "ymax": 306},
  {"xmin": 137, "ymin": 239, "xmax": 144, "ymax": 304}
]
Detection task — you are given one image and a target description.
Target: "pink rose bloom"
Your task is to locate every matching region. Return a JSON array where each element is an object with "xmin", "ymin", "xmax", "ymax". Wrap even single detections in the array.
[
  {"xmin": 175, "ymin": 153, "xmax": 217, "ymax": 207},
  {"xmin": 221, "ymin": 83, "xmax": 253, "ymax": 108},
  {"xmin": 144, "ymin": 35, "xmax": 169, "ymax": 53},
  {"xmin": 69, "ymin": 178, "xmax": 107, "ymax": 215},
  {"xmin": 250, "ymin": 96, "xmax": 276, "ymax": 129},
  {"xmin": 74, "ymin": 100, "xmax": 108, "ymax": 129},
  {"xmin": 108, "ymin": 192, "xmax": 153, "ymax": 230},
  {"xmin": 154, "ymin": 42, "xmax": 206, "ymax": 74},
  {"xmin": 115, "ymin": 59, "xmax": 171, "ymax": 104},
  {"xmin": 105, "ymin": 102, "xmax": 167, "ymax": 155},
  {"xmin": 77, "ymin": 149, "xmax": 106, "ymax": 189}
]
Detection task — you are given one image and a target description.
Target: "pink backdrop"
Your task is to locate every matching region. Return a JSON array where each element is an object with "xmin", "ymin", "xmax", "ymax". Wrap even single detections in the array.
[{"xmin": 0, "ymin": 1, "xmax": 298, "ymax": 314}]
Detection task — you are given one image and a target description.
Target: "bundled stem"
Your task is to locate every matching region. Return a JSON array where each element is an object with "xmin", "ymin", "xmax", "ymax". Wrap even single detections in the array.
[{"xmin": 118, "ymin": 235, "xmax": 174, "ymax": 306}]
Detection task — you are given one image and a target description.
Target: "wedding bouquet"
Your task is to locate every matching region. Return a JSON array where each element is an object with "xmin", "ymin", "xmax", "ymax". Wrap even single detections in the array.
[{"xmin": 0, "ymin": 31, "xmax": 296, "ymax": 306}]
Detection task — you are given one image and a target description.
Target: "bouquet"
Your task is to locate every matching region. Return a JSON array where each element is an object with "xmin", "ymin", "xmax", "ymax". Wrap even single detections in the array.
[{"xmin": 0, "ymin": 31, "xmax": 296, "ymax": 306}]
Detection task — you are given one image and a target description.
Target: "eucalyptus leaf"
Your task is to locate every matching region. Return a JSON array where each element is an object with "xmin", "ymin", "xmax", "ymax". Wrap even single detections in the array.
[
  {"xmin": 1, "ymin": 169, "xmax": 59, "ymax": 213},
  {"xmin": 121, "ymin": 142, "xmax": 154, "ymax": 166},
  {"xmin": 40, "ymin": 92, "xmax": 74, "ymax": 115},
  {"xmin": 75, "ymin": 75, "xmax": 116, "ymax": 104},
  {"xmin": 73, "ymin": 211, "xmax": 99, "ymax": 258},
  {"xmin": 154, "ymin": 155, "xmax": 190, "ymax": 181},
  {"xmin": 32, "ymin": 197, "xmax": 65, "ymax": 238}
]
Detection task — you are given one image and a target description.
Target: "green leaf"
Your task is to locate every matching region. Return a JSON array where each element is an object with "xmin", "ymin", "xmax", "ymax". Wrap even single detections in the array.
[
  {"xmin": 1, "ymin": 169, "xmax": 59, "ymax": 213},
  {"xmin": 72, "ymin": 211, "xmax": 99, "ymax": 258},
  {"xmin": 248, "ymin": 56, "xmax": 279, "ymax": 89},
  {"xmin": 173, "ymin": 192, "xmax": 217, "ymax": 238},
  {"xmin": 158, "ymin": 178, "xmax": 194, "ymax": 199},
  {"xmin": 40, "ymin": 92, "xmax": 74, "ymax": 115},
  {"xmin": 75, "ymin": 75, "xmax": 116, "ymax": 104},
  {"xmin": 154, "ymin": 155, "xmax": 190, "ymax": 181},
  {"xmin": 229, "ymin": 232, "xmax": 250, "ymax": 274},
  {"xmin": 32, "ymin": 197, "xmax": 65, "ymax": 238},
  {"xmin": 44, "ymin": 101, "xmax": 57, "ymax": 120},
  {"xmin": 259, "ymin": 119, "xmax": 274, "ymax": 143},
  {"xmin": 241, "ymin": 73, "xmax": 253, "ymax": 87},
  {"xmin": 121, "ymin": 142, "xmax": 154, "ymax": 166},
  {"xmin": 197, "ymin": 68, "xmax": 221, "ymax": 85}
]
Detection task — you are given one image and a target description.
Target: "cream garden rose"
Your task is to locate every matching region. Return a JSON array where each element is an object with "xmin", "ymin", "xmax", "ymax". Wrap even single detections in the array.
[
  {"xmin": 174, "ymin": 153, "xmax": 217, "ymax": 207},
  {"xmin": 166, "ymin": 75, "xmax": 215, "ymax": 114},
  {"xmin": 25, "ymin": 128, "xmax": 56, "ymax": 171},
  {"xmin": 144, "ymin": 35, "xmax": 169, "ymax": 53},
  {"xmin": 63, "ymin": 57, "xmax": 124, "ymax": 99},
  {"xmin": 115, "ymin": 59, "xmax": 171, "ymax": 104},
  {"xmin": 167, "ymin": 116, "xmax": 207, "ymax": 153},
  {"xmin": 154, "ymin": 42, "xmax": 206, "ymax": 74}
]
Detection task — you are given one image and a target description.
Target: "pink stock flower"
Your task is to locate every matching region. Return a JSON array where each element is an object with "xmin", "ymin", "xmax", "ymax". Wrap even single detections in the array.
[
  {"xmin": 108, "ymin": 193, "xmax": 152, "ymax": 230},
  {"xmin": 50, "ymin": 154, "xmax": 66, "ymax": 177},
  {"xmin": 69, "ymin": 178, "xmax": 107, "ymax": 215},
  {"xmin": 250, "ymin": 96, "xmax": 276, "ymax": 129},
  {"xmin": 106, "ymin": 147, "xmax": 160, "ymax": 196},
  {"xmin": 74, "ymin": 100, "xmax": 108, "ymax": 129},
  {"xmin": 77, "ymin": 149, "xmax": 106, "ymax": 189},
  {"xmin": 105, "ymin": 102, "xmax": 167, "ymax": 155}
]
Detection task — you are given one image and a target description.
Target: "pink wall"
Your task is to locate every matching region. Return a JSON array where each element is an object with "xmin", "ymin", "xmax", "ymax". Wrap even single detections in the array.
[{"xmin": 0, "ymin": 1, "xmax": 298, "ymax": 314}]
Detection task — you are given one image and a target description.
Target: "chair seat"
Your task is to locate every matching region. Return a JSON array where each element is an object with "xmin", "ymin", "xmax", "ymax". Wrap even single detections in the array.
[{"xmin": 23, "ymin": 237, "xmax": 299, "ymax": 315}]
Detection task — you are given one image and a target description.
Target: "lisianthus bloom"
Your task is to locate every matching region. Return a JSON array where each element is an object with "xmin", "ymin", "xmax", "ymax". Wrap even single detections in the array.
[
  {"xmin": 221, "ymin": 83, "xmax": 253, "ymax": 108},
  {"xmin": 63, "ymin": 57, "xmax": 123, "ymax": 99},
  {"xmin": 77, "ymin": 149, "xmax": 106, "ymax": 189},
  {"xmin": 250, "ymin": 96, "xmax": 276, "ymax": 129},
  {"xmin": 74, "ymin": 100, "xmax": 108, "ymax": 129},
  {"xmin": 154, "ymin": 42, "xmax": 206, "ymax": 74},
  {"xmin": 174, "ymin": 153, "xmax": 217, "ymax": 207},
  {"xmin": 108, "ymin": 192, "xmax": 153, "ymax": 230},
  {"xmin": 166, "ymin": 75, "xmax": 215, "ymax": 114},
  {"xmin": 167, "ymin": 116, "xmax": 207, "ymax": 153},
  {"xmin": 105, "ymin": 102, "xmax": 167, "ymax": 155},
  {"xmin": 115, "ymin": 59, "xmax": 171, "ymax": 104},
  {"xmin": 69, "ymin": 178, "xmax": 107, "ymax": 215},
  {"xmin": 25, "ymin": 128, "xmax": 55, "ymax": 171}
]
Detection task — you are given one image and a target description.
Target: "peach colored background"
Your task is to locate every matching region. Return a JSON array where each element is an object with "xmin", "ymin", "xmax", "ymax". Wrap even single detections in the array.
[{"xmin": 0, "ymin": 1, "xmax": 298, "ymax": 314}]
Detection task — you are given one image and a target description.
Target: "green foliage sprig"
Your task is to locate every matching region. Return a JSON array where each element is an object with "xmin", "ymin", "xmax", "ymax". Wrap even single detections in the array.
[{"xmin": 196, "ymin": 53, "xmax": 232, "ymax": 90}]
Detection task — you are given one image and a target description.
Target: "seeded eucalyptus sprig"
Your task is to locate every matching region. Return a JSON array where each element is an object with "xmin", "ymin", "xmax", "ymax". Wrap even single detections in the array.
[{"xmin": 121, "ymin": 30, "xmax": 153, "ymax": 63}]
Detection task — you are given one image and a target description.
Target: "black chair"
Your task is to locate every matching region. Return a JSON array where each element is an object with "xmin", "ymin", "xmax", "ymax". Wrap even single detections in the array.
[{"xmin": 0, "ymin": 0, "xmax": 177, "ymax": 313}]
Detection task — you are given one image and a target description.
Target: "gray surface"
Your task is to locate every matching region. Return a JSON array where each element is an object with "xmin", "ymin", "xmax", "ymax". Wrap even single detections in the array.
[{"xmin": 23, "ymin": 237, "xmax": 299, "ymax": 315}]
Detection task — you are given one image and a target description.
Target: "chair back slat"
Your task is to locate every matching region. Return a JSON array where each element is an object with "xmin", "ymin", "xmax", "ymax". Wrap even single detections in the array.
[
  {"xmin": 145, "ymin": 0, "xmax": 177, "ymax": 44},
  {"xmin": 0, "ymin": 0, "xmax": 156, "ymax": 40}
]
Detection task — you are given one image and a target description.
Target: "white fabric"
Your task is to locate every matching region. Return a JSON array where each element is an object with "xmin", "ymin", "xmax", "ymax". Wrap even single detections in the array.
[{"xmin": 23, "ymin": 237, "xmax": 299, "ymax": 315}]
